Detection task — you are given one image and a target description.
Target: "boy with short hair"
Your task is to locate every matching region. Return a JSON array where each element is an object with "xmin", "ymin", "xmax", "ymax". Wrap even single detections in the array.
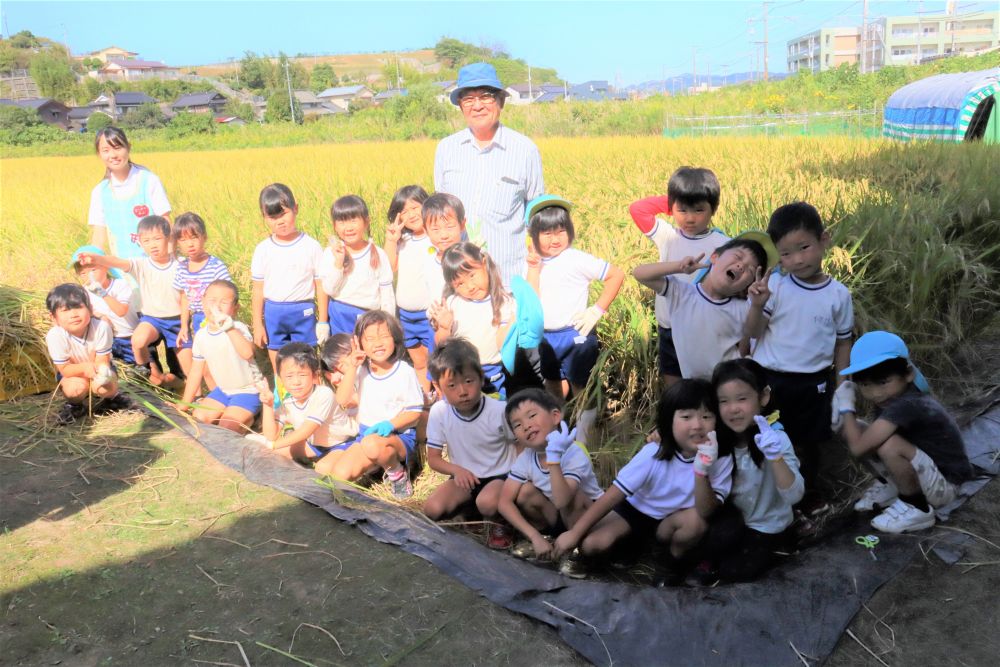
[
  {"xmin": 422, "ymin": 337, "xmax": 519, "ymax": 549},
  {"xmin": 71, "ymin": 245, "xmax": 140, "ymax": 364},
  {"xmin": 633, "ymin": 232, "xmax": 778, "ymax": 381},
  {"xmin": 630, "ymin": 167, "xmax": 731, "ymax": 386},
  {"xmin": 45, "ymin": 283, "xmax": 123, "ymax": 424},
  {"xmin": 744, "ymin": 201, "xmax": 854, "ymax": 515},
  {"xmin": 178, "ymin": 280, "xmax": 264, "ymax": 433},
  {"xmin": 499, "ymin": 388, "xmax": 603, "ymax": 565},
  {"xmin": 833, "ymin": 331, "xmax": 973, "ymax": 533},
  {"xmin": 75, "ymin": 215, "xmax": 184, "ymax": 383},
  {"xmin": 421, "ymin": 192, "xmax": 467, "ymax": 304}
]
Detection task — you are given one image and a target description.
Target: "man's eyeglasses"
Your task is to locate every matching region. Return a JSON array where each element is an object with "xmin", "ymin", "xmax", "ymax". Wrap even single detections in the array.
[{"xmin": 459, "ymin": 91, "xmax": 500, "ymax": 108}]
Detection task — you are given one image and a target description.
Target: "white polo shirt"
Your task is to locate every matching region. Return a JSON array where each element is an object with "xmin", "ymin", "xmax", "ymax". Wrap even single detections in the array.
[
  {"xmin": 426, "ymin": 396, "xmax": 516, "ymax": 478},
  {"xmin": 191, "ymin": 322, "xmax": 259, "ymax": 396},
  {"xmin": 88, "ymin": 277, "xmax": 140, "ymax": 338},
  {"xmin": 612, "ymin": 442, "xmax": 733, "ymax": 519},
  {"xmin": 423, "ymin": 252, "xmax": 447, "ymax": 304},
  {"xmin": 509, "ymin": 443, "xmax": 603, "ymax": 501},
  {"xmin": 127, "ymin": 256, "xmax": 180, "ymax": 317},
  {"xmin": 276, "ymin": 384, "xmax": 354, "ymax": 447},
  {"xmin": 644, "ymin": 222, "xmax": 730, "ymax": 329},
  {"xmin": 395, "ymin": 234, "xmax": 434, "ymax": 311},
  {"xmin": 319, "ymin": 242, "xmax": 395, "ymax": 312},
  {"xmin": 447, "ymin": 295, "xmax": 516, "ymax": 366},
  {"xmin": 357, "ymin": 360, "xmax": 424, "ymax": 426},
  {"xmin": 46, "ymin": 318, "xmax": 113, "ymax": 366},
  {"xmin": 251, "ymin": 233, "xmax": 323, "ymax": 302},
  {"xmin": 537, "ymin": 248, "xmax": 609, "ymax": 330}
]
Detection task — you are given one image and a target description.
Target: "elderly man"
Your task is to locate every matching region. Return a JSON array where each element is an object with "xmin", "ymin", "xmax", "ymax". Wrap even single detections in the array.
[{"xmin": 434, "ymin": 62, "xmax": 545, "ymax": 286}]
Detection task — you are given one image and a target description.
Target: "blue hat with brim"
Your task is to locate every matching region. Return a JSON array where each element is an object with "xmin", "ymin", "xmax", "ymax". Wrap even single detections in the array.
[
  {"xmin": 450, "ymin": 62, "xmax": 505, "ymax": 105},
  {"xmin": 69, "ymin": 245, "xmax": 123, "ymax": 279},
  {"xmin": 501, "ymin": 276, "xmax": 544, "ymax": 373},
  {"xmin": 840, "ymin": 331, "xmax": 930, "ymax": 393},
  {"xmin": 524, "ymin": 194, "xmax": 573, "ymax": 224}
]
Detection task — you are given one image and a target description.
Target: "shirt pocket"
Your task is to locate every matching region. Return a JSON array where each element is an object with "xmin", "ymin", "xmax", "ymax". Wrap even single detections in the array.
[{"xmin": 490, "ymin": 176, "xmax": 524, "ymax": 220}]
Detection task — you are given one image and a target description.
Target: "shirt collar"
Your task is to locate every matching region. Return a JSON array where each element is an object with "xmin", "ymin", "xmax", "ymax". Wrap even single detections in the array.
[{"xmin": 460, "ymin": 123, "xmax": 506, "ymax": 151}]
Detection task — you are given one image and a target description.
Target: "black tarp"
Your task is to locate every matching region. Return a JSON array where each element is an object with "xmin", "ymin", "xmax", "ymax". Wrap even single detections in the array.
[{"xmin": 168, "ymin": 405, "xmax": 1000, "ymax": 667}]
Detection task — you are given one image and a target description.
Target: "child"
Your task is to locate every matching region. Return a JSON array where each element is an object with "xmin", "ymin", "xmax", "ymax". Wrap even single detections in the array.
[
  {"xmin": 76, "ymin": 215, "xmax": 186, "ymax": 383},
  {"xmin": 256, "ymin": 342, "xmax": 339, "ymax": 464},
  {"xmin": 319, "ymin": 311, "xmax": 423, "ymax": 498},
  {"xmin": 251, "ymin": 183, "xmax": 329, "ymax": 372},
  {"xmin": 421, "ymin": 192, "xmax": 467, "ymax": 304},
  {"xmin": 500, "ymin": 388, "xmax": 603, "ymax": 564},
  {"xmin": 383, "ymin": 185, "xmax": 434, "ymax": 392},
  {"xmin": 704, "ymin": 359, "xmax": 803, "ymax": 582},
  {"xmin": 524, "ymin": 195, "xmax": 624, "ymax": 438},
  {"xmin": 629, "ymin": 167, "xmax": 730, "ymax": 386},
  {"xmin": 44, "ymin": 283, "xmax": 123, "ymax": 424},
  {"xmin": 833, "ymin": 331, "xmax": 973, "ymax": 533},
  {"xmin": 422, "ymin": 338, "xmax": 518, "ymax": 547},
  {"xmin": 178, "ymin": 280, "xmax": 262, "ymax": 433},
  {"xmin": 430, "ymin": 242, "xmax": 514, "ymax": 397},
  {"xmin": 312, "ymin": 333, "xmax": 363, "ymax": 460},
  {"xmin": 745, "ymin": 202, "xmax": 853, "ymax": 517},
  {"xmin": 320, "ymin": 195, "xmax": 395, "ymax": 335},
  {"xmin": 173, "ymin": 212, "xmax": 232, "ymax": 376},
  {"xmin": 552, "ymin": 380, "xmax": 733, "ymax": 585},
  {"xmin": 633, "ymin": 232, "xmax": 778, "ymax": 381},
  {"xmin": 71, "ymin": 245, "xmax": 140, "ymax": 364}
]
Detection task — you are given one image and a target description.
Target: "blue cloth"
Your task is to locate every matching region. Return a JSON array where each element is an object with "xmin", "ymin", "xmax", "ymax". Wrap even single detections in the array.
[
  {"xmin": 328, "ymin": 299, "xmax": 368, "ymax": 336},
  {"xmin": 263, "ymin": 299, "xmax": 317, "ymax": 351},
  {"xmin": 364, "ymin": 421, "xmax": 395, "ymax": 438},
  {"xmin": 398, "ymin": 307, "xmax": 435, "ymax": 352},
  {"xmin": 139, "ymin": 314, "xmax": 182, "ymax": 348},
  {"xmin": 205, "ymin": 386, "xmax": 262, "ymax": 415},
  {"xmin": 501, "ymin": 275, "xmax": 545, "ymax": 374},
  {"xmin": 883, "ymin": 68, "xmax": 999, "ymax": 141},
  {"xmin": 482, "ymin": 362, "xmax": 508, "ymax": 398},
  {"xmin": 540, "ymin": 326, "xmax": 599, "ymax": 387},
  {"xmin": 450, "ymin": 62, "xmax": 505, "ymax": 104},
  {"xmin": 111, "ymin": 336, "xmax": 135, "ymax": 364},
  {"xmin": 353, "ymin": 423, "xmax": 418, "ymax": 457}
]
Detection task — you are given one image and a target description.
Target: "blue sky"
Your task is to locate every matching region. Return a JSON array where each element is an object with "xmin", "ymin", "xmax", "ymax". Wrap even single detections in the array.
[{"xmin": 4, "ymin": 1, "xmax": 996, "ymax": 85}]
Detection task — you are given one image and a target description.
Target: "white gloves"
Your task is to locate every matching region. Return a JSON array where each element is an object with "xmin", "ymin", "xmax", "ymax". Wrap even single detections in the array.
[
  {"xmin": 570, "ymin": 305, "xmax": 605, "ymax": 337},
  {"xmin": 92, "ymin": 363, "xmax": 115, "ymax": 388},
  {"xmin": 693, "ymin": 431, "xmax": 718, "ymax": 477},
  {"xmin": 244, "ymin": 433, "xmax": 274, "ymax": 449},
  {"xmin": 84, "ymin": 280, "xmax": 107, "ymax": 297},
  {"xmin": 545, "ymin": 421, "xmax": 577, "ymax": 461},
  {"xmin": 753, "ymin": 415, "xmax": 784, "ymax": 461},
  {"xmin": 205, "ymin": 306, "xmax": 233, "ymax": 333},
  {"xmin": 831, "ymin": 381, "xmax": 857, "ymax": 431},
  {"xmin": 315, "ymin": 321, "xmax": 331, "ymax": 346}
]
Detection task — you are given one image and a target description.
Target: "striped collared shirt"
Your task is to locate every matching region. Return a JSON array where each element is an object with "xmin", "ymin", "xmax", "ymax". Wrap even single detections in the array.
[{"xmin": 434, "ymin": 123, "xmax": 544, "ymax": 286}]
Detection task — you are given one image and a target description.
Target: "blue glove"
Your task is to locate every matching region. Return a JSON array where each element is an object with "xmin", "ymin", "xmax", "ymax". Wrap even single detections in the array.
[{"xmin": 364, "ymin": 420, "xmax": 395, "ymax": 438}]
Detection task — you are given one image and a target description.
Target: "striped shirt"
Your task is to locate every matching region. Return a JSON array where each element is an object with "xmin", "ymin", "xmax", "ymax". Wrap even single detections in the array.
[
  {"xmin": 434, "ymin": 124, "xmax": 544, "ymax": 286},
  {"xmin": 172, "ymin": 255, "xmax": 231, "ymax": 313}
]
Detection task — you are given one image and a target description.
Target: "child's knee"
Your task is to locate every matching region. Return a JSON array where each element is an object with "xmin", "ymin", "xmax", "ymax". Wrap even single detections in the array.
[
  {"xmin": 876, "ymin": 434, "xmax": 917, "ymax": 460},
  {"xmin": 61, "ymin": 378, "xmax": 89, "ymax": 400},
  {"xmin": 516, "ymin": 483, "xmax": 545, "ymax": 509},
  {"xmin": 475, "ymin": 483, "xmax": 502, "ymax": 517},
  {"xmin": 193, "ymin": 409, "xmax": 218, "ymax": 425}
]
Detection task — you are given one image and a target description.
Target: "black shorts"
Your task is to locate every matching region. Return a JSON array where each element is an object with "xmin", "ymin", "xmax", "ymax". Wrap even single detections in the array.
[
  {"xmin": 657, "ymin": 326, "xmax": 682, "ymax": 377},
  {"xmin": 612, "ymin": 499, "xmax": 660, "ymax": 541},
  {"xmin": 460, "ymin": 473, "xmax": 508, "ymax": 503},
  {"xmin": 763, "ymin": 368, "xmax": 833, "ymax": 447}
]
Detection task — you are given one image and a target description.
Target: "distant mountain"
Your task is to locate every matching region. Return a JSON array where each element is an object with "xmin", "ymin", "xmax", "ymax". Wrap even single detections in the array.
[{"xmin": 626, "ymin": 71, "xmax": 790, "ymax": 94}]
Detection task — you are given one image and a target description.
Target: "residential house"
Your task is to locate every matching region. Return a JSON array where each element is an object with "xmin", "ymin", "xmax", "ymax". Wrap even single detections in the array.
[
  {"xmin": 98, "ymin": 57, "xmax": 179, "ymax": 82},
  {"xmin": 316, "ymin": 84, "xmax": 375, "ymax": 109},
  {"xmin": 373, "ymin": 88, "xmax": 407, "ymax": 105},
  {"xmin": 67, "ymin": 105, "xmax": 100, "ymax": 132},
  {"xmin": 532, "ymin": 85, "xmax": 568, "ymax": 104},
  {"xmin": 569, "ymin": 80, "xmax": 624, "ymax": 101},
  {"xmin": 172, "ymin": 92, "xmax": 228, "ymax": 114},
  {"xmin": 0, "ymin": 97, "xmax": 71, "ymax": 129},
  {"xmin": 504, "ymin": 83, "xmax": 538, "ymax": 105},
  {"xmin": 80, "ymin": 46, "xmax": 139, "ymax": 64},
  {"xmin": 293, "ymin": 90, "xmax": 347, "ymax": 117},
  {"xmin": 787, "ymin": 27, "xmax": 861, "ymax": 73},
  {"xmin": 91, "ymin": 91, "xmax": 159, "ymax": 119},
  {"xmin": 432, "ymin": 80, "xmax": 457, "ymax": 104}
]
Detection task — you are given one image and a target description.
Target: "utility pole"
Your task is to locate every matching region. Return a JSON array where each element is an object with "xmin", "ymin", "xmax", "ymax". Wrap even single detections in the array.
[
  {"xmin": 916, "ymin": 0, "xmax": 924, "ymax": 64},
  {"xmin": 283, "ymin": 59, "xmax": 295, "ymax": 122},
  {"xmin": 861, "ymin": 0, "xmax": 868, "ymax": 74},
  {"xmin": 763, "ymin": 2, "xmax": 769, "ymax": 82},
  {"xmin": 395, "ymin": 55, "xmax": 402, "ymax": 90},
  {"xmin": 692, "ymin": 47, "xmax": 697, "ymax": 91}
]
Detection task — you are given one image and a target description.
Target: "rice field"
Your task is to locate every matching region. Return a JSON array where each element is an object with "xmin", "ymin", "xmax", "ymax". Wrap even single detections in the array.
[{"xmin": 2, "ymin": 136, "xmax": 999, "ymax": 465}]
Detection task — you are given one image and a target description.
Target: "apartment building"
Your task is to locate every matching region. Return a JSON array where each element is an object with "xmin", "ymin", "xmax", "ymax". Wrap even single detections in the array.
[{"xmin": 787, "ymin": 27, "xmax": 861, "ymax": 73}]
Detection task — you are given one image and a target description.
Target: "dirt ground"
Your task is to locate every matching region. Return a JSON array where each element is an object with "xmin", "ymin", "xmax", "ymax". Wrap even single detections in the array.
[{"xmin": 1, "ymin": 399, "xmax": 998, "ymax": 667}]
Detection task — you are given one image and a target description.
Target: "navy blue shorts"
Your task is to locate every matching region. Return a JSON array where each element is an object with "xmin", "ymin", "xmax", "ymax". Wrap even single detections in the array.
[
  {"xmin": 351, "ymin": 422, "xmax": 419, "ymax": 457},
  {"xmin": 112, "ymin": 337, "xmax": 135, "ymax": 364},
  {"xmin": 481, "ymin": 362, "xmax": 508, "ymax": 399},
  {"xmin": 205, "ymin": 387, "xmax": 262, "ymax": 415},
  {"xmin": 179, "ymin": 311, "xmax": 206, "ymax": 350},
  {"xmin": 657, "ymin": 326, "xmax": 682, "ymax": 377},
  {"xmin": 612, "ymin": 499, "xmax": 661, "ymax": 542},
  {"xmin": 539, "ymin": 326, "xmax": 599, "ymax": 387},
  {"xmin": 308, "ymin": 436, "xmax": 357, "ymax": 459},
  {"xmin": 263, "ymin": 299, "xmax": 316, "ymax": 350},
  {"xmin": 398, "ymin": 307, "xmax": 435, "ymax": 352},
  {"xmin": 139, "ymin": 314, "xmax": 182, "ymax": 349},
  {"xmin": 328, "ymin": 300, "xmax": 368, "ymax": 336}
]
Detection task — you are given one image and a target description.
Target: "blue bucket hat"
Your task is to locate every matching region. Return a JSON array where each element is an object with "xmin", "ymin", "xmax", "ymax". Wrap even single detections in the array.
[
  {"xmin": 69, "ymin": 245, "xmax": 123, "ymax": 279},
  {"xmin": 839, "ymin": 331, "xmax": 930, "ymax": 393},
  {"xmin": 450, "ymin": 62, "xmax": 505, "ymax": 105}
]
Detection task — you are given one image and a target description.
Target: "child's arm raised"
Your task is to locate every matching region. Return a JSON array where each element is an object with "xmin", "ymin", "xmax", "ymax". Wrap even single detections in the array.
[
  {"xmin": 628, "ymin": 195, "xmax": 672, "ymax": 236},
  {"xmin": 383, "ymin": 216, "xmax": 404, "ymax": 273},
  {"xmin": 334, "ymin": 338, "xmax": 365, "ymax": 410},
  {"xmin": 544, "ymin": 423, "xmax": 581, "ymax": 512},
  {"xmin": 498, "ymin": 478, "xmax": 553, "ymax": 560},
  {"xmin": 753, "ymin": 416, "xmax": 804, "ymax": 502},
  {"xmin": 692, "ymin": 432, "xmax": 724, "ymax": 519},
  {"xmin": 552, "ymin": 485, "xmax": 625, "ymax": 559},
  {"xmin": 428, "ymin": 299, "xmax": 454, "ymax": 345},
  {"xmin": 76, "ymin": 251, "xmax": 130, "ymax": 273},
  {"xmin": 743, "ymin": 267, "xmax": 771, "ymax": 341},
  {"xmin": 633, "ymin": 255, "xmax": 708, "ymax": 292}
]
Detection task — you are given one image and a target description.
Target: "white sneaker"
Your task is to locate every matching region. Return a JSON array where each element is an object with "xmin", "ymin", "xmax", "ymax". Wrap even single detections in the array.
[
  {"xmin": 853, "ymin": 479, "xmax": 899, "ymax": 512},
  {"xmin": 870, "ymin": 499, "xmax": 935, "ymax": 534}
]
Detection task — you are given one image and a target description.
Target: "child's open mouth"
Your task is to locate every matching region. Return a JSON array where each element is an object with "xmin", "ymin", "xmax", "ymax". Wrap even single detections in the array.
[{"xmin": 725, "ymin": 268, "xmax": 738, "ymax": 281}]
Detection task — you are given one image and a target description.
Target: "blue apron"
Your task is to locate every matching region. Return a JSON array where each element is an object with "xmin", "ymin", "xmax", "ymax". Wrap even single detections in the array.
[{"xmin": 99, "ymin": 169, "xmax": 152, "ymax": 260}]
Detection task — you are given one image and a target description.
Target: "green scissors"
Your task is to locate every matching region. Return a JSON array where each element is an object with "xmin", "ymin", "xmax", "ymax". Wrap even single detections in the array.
[{"xmin": 855, "ymin": 534, "xmax": 880, "ymax": 560}]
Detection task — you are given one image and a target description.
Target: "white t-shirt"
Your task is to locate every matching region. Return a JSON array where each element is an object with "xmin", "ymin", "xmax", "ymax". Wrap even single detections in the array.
[
  {"xmin": 191, "ymin": 322, "xmax": 259, "ymax": 395},
  {"xmin": 508, "ymin": 443, "xmax": 603, "ymax": 501},
  {"xmin": 426, "ymin": 396, "xmax": 516, "ymax": 478},
  {"xmin": 447, "ymin": 295, "xmax": 516, "ymax": 365},
  {"xmin": 538, "ymin": 248, "xmax": 609, "ymax": 330},
  {"xmin": 277, "ymin": 384, "xmax": 356, "ymax": 447},
  {"xmin": 46, "ymin": 318, "xmax": 113, "ymax": 366},
  {"xmin": 660, "ymin": 276, "xmax": 748, "ymax": 380},
  {"xmin": 357, "ymin": 360, "xmax": 424, "ymax": 426},
  {"xmin": 250, "ymin": 233, "xmax": 323, "ymax": 302},
  {"xmin": 319, "ymin": 243, "xmax": 395, "ymax": 312},
  {"xmin": 751, "ymin": 273, "xmax": 854, "ymax": 373},
  {"xmin": 612, "ymin": 442, "xmax": 733, "ymax": 519},
  {"xmin": 395, "ymin": 234, "xmax": 435, "ymax": 311},
  {"xmin": 127, "ymin": 257, "xmax": 180, "ymax": 318},
  {"xmin": 731, "ymin": 430, "xmax": 804, "ymax": 534},
  {"xmin": 87, "ymin": 165, "xmax": 170, "ymax": 228},
  {"xmin": 88, "ymin": 277, "xmax": 140, "ymax": 337},
  {"xmin": 423, "ymin": 252, "xmax": 447, "ymax": 304},
  {"xmin": 644, "ymin": 221, "xmax": 730, "ymax": 329}
]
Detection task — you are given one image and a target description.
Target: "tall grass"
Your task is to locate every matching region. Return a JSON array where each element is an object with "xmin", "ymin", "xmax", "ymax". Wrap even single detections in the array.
[{"xmin": 2, "ymin": 136, "xmax": 997, "ymax": 468}]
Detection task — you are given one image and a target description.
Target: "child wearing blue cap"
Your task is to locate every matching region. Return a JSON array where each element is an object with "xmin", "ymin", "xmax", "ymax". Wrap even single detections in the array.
[
  {"xmin": 71, "ymin": 245, "xmax": 140, "ymax": 365},
  {"xmin": 832, "ymin": 331, "xmax": 973, "ymax": 533}
]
